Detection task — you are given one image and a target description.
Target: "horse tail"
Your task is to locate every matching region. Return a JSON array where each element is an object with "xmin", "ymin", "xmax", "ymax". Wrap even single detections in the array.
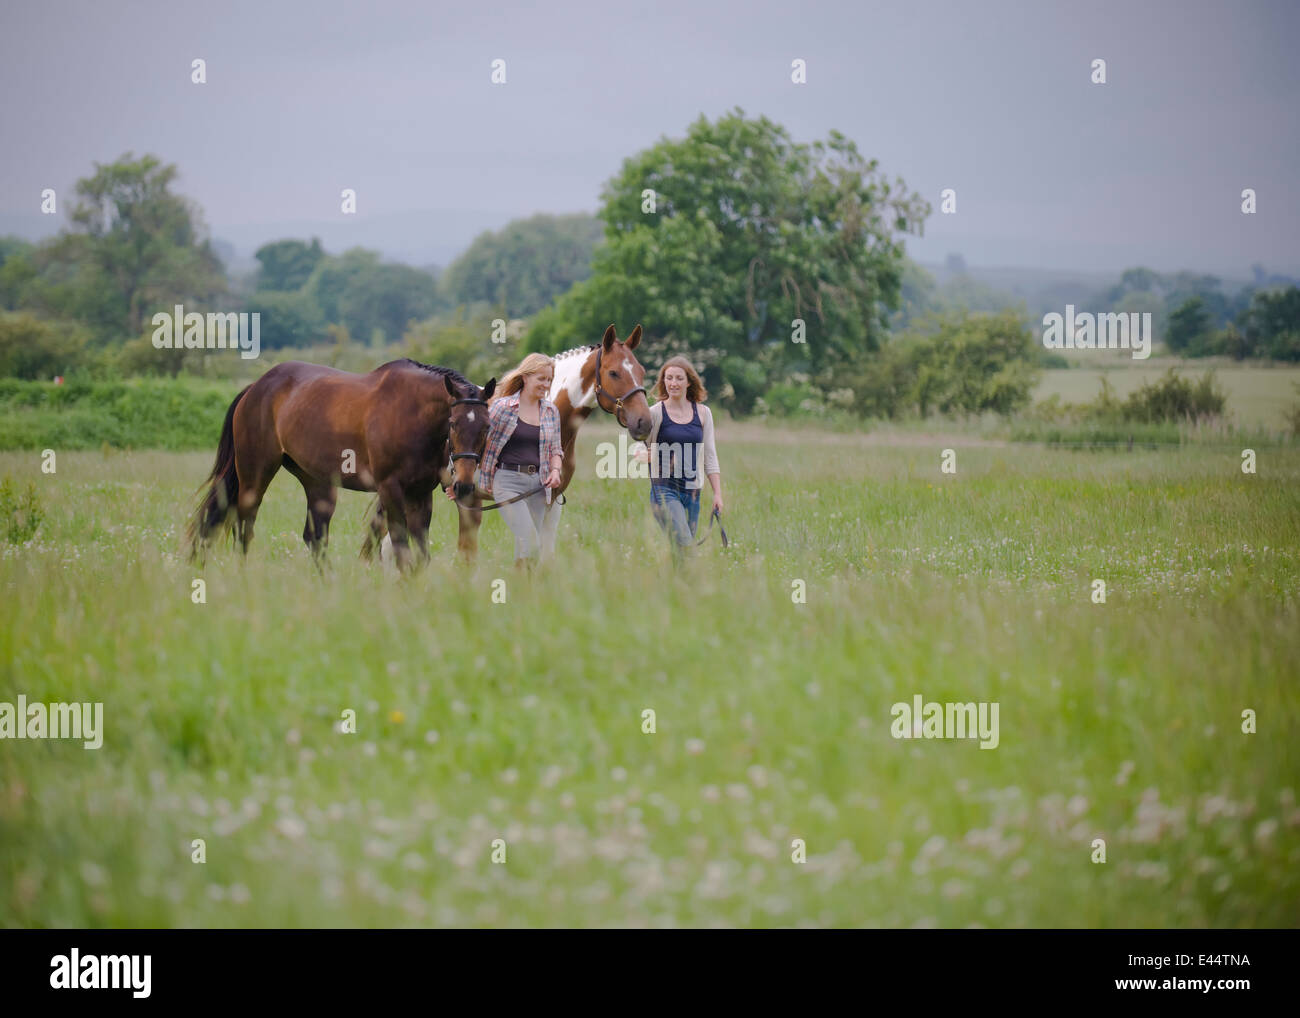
[{"xmin": 187, "ymin": 385, "xmax": 249, "ymax": 559}]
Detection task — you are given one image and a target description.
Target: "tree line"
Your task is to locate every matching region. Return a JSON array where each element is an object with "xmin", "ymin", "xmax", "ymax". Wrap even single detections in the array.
[{"xmin": 3, "ymin": 113, "xmax": 1298, "ymax": 420}]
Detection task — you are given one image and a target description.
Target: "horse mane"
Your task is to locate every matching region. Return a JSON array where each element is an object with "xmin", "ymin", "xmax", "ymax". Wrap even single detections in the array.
[
  {"xmin": 385, "ymin": 358, "xmax": 477, "ymax": 393},
  {"xmin": 553, "ymin": 344, "xmax": 597, "ymax": 361}
]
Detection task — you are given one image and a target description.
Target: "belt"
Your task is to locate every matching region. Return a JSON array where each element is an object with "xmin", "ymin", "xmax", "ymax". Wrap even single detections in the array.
[{"xmin": 500, "ymin": 463, "xmax": 540, "ymax": 474}]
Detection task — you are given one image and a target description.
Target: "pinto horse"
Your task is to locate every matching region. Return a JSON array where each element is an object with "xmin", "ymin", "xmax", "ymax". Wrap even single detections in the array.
[
  {"xmin": 361, "ymin": 324, "xmax": 653, "ymax": 562},
  {"xmin": 187, "ymin": 359, "xmax": 495, "ymax": 569}
]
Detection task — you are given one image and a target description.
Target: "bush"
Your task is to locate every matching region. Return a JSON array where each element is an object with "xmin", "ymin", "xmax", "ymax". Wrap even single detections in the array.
[
  {"xmin": 0, "ymin": 475, "xmax": 44, "ymax": 542},
  {"xmin": 0, "ymin": 378, "xmax": 234, "ymax": 450},
  {"xmin": 1016, "ymin": 369, "xmax": 1231, "ymax": 446},
  {"xmin": 0, "ymin": 312, "xmax": 93, "ymax": 380},
  {"xmin": 841, "ymin": 309, "xmax": 1040, "ymax": 419},
  {"xmin": 1121, "ymin": 368, "xmax": 1226, "ymax": 423},
  {"xmin": 762, "ymin": 381, "xmax": 823, "ymax": 417},
  {"xmin": 720, "ymin": 355, "xmax": 770, "ymax": 417}
]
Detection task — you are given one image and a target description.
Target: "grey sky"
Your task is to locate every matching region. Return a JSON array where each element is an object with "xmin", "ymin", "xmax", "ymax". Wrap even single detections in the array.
[{"xmin": 1, "ymin": 0, "xmax": 1296, "ymax": 277}]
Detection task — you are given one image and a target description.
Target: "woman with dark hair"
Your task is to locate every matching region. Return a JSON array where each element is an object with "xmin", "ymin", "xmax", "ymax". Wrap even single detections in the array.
[{"xmin": 636, "ymin": 356, "xmax": 723, "ymax": 556}]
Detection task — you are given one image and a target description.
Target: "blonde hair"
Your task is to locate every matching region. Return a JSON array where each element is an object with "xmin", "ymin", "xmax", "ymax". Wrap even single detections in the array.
[
  {"xmin": 495, "ymin": 352, "xmax": 555, "ymax": 402},
  {"xmin": 653, "ymin": 356, "xmax": 708, "ymax": 403}
]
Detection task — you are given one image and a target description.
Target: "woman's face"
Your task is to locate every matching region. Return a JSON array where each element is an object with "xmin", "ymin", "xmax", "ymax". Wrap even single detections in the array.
[
  {"xmin": 527, "ymin": 369, "xmax": 552, "ymax": 401},
  {"xmin": 664, "ymin": 366, "xmax": 688, "ymax": 399}
]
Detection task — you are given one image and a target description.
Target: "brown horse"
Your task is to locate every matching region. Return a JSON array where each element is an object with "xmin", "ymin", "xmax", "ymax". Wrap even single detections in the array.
[
  {"xmin": 361, "ymin": 324, "xmax": 653, "ymax": 562},
  {"xmin": 187, "ymin": 358, "xmax": 496, "ymax": 569}
]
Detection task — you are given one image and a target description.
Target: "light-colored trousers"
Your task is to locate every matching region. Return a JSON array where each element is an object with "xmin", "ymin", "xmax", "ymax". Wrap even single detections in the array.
[{"xmin": 493, "ymin": 469, "xmax": 561, "ymax": 560}]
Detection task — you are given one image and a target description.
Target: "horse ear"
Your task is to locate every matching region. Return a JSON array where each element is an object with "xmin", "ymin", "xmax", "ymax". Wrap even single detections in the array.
[
  {"xmin": 626, "ymin": 324, "xmax": 642, "ymax": 350},
  {"xmin": 482, "ymin": 377, "xmax": 496, "ymax": 401},
  {"xmin": 441, "ymin": 373, "xmax": 461, "ymax": 401},
  {"xmin": 601, "ymin": 323, "xmax": 617, "ymax": 351}
]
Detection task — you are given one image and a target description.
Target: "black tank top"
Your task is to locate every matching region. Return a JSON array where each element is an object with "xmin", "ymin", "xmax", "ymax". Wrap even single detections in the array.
[
  {"xmin": 499, "ymin": 418, "xmax": 540, "ymax": 468},
  {"xmin": 654, "ymin": 401, "xmax": 702, "ymax": 484}
]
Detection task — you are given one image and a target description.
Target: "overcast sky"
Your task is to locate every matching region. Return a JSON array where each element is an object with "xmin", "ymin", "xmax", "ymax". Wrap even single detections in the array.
[{"xmin": 1, "ymin": 0, "xmax": 1296, "ymax": 278}]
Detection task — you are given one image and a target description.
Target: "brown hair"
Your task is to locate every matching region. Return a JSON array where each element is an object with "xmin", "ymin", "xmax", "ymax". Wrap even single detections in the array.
[{"xmin": 653, "ymin": 356, "xmax": 708, "ymax": 403}]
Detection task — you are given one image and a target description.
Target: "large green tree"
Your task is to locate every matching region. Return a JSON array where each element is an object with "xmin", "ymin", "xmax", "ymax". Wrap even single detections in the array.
[
  {"xmin": 440, "ymin": 213, "xmax": 602, "ymax": 316},
  {"xmin": 54, "ymin": 153, "xmax": 226, "ymax": 337},
  {"xmin": 526, "ymin": 110, "xmax": 929, "ymax": 410}
]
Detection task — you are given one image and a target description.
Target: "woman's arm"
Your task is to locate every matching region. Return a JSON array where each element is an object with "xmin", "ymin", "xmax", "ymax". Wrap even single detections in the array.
[
  {"xmin": 542, "ymin": 402, "xmax": 563, "ymax": 488},
  {"xmin": 701, "ymin": 405, "xmax": 723, "ymax": 512}
]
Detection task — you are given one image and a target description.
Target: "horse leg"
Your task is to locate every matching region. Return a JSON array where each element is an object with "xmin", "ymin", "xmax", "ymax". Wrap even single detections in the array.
[
  {"xmin": 305, "ymin": 484, "xmax": 338, "ymax": 561},
  {"xmin": 456, "ymin": 498, "xmax": 483, "ymax": 563},
  {"xmin": 408, "ymin": 493, "xmax": 433, "ymax": 564},
  {"xmin": 234, "ymin": 454, "xmax": 280, "ymax": 557},
  {"xmin": 359, "ymin": 500, "xmax": 387, "ymax": 561},
  {"xmin": 378, "ymin": 479, "xmax": 413, "ymax": 572},
  {"xmin": 284, "ymin": 459, "xmax": 337, "ymax": 561}
]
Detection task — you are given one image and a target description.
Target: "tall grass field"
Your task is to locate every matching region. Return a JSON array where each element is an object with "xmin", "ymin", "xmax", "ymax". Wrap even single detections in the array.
[{"xmin": 1, "ymin": 419, "xmax": 1297, "ymax": 927}]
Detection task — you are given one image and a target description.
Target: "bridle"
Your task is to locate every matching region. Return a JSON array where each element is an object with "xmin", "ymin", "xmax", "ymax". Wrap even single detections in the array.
[
  {"xmin": 592, "ymin": 344, "xmax": 647, "ymax": 426},
  {"xmin": 448, "ymin": 396, "xmax": 489, "ymax": 468}
]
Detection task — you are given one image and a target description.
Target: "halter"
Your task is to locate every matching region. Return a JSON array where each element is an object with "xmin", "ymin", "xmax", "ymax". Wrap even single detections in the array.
[
  {"xmin": 592, "ymin": 345, "xmax": 647, "ymax": 425},
  {"xmin": 448, "ymin": 396, "xmax": 488, "ymax": 465}
]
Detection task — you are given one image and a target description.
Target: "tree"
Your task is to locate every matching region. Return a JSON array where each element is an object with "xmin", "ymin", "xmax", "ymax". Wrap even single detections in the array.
[
  {"xmin": 1240, "ymin": 286, "xmax": 1300, "ymax": 361},
  {"xmin": 526, "ymin": 109, "xmax": 929, "ymax": 411},
  {"xmin": 255, "ymin": 238, "xmax": 325, "ymax": 292},
  {"xmin": 305, "ymin": 247, "xmax": 381, "ymax": 326},
  {"xmin": 244, "ymin": 290, "xmax": 327, "ymax": 350},
  {"xmin": 60, "ymin": 153, "xmax": 226, "ymax": 336},
  {"xmin": 1107, "ymin": 267, "xmax": 1164, "ymax": 303},
  {"xmin": 1166, "ymin": 296, "xmax": 1211, "ymax": 353},
  {"xmin": 338, "ymin": 262, "xmax": 441, "ymax": 346},
  {"xmin": 440, "ymin": 213, "xmax": 603, "ymax": 316},
  {"xmin": 0, "ymin": 238, "xmax": 37, "ymax": 310}
]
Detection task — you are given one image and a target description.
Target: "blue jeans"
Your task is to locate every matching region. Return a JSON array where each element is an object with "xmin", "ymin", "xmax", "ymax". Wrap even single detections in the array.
[{"xmin": 650, "ymin": 482, "xmax": 700, "ymax": 548}]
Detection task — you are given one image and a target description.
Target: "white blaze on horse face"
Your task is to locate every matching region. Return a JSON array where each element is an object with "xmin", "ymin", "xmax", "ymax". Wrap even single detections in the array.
[{"xmin": 467, "ymin": 411, "xmax": 475, "ymax": 422}]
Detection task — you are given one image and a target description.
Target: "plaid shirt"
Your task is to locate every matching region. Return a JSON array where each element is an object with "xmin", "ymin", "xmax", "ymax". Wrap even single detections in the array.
[{"xmin": 477, "ymin": 395, "xmax": 563, "ymax": 493}]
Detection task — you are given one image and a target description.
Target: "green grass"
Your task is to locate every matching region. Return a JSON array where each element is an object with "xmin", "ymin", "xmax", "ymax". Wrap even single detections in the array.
[{"xmin": 1, "ymin": 419, "xmax": 1298, "ymax": 927}]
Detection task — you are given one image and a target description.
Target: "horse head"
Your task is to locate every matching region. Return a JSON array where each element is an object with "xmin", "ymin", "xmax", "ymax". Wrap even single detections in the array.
[
  {"xmin": 443, "ymin": 373, "xmax": 496, "ymax": 499},
  {"xmin": 593, "ymin": 323, "xmax": 652, "ymax": 441}
]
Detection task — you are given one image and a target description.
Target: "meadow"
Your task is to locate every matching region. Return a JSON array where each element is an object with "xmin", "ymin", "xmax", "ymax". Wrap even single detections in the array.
[{"xmin": 1, "ymin": 418, "xmax": 1298, "ymax": 927}]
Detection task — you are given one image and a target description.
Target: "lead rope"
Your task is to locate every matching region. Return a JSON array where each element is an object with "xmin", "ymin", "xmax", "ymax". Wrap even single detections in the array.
[{"xmin": 695, "ymin": 507, "xmax": 729, "ymax": 548}]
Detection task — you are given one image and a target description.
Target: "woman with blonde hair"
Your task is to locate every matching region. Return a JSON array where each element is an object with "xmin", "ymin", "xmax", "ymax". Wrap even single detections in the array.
[
  {"xmin": 467, "ymin": 352, "xmax": 563, "ymax": 567},
  {"xmin": 635, "ymin": 356, "xmax": 723, "ymax": 557}
]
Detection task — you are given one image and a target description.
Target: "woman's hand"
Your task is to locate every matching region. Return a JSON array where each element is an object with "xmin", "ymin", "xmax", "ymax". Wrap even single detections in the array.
[
  {"xmin": 543, "ymin": 467, "xmax": 562, "ymax": 489},
  {"xmin": 712, "ymin": 494, "xmax": 724, "ymax": 515}
]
